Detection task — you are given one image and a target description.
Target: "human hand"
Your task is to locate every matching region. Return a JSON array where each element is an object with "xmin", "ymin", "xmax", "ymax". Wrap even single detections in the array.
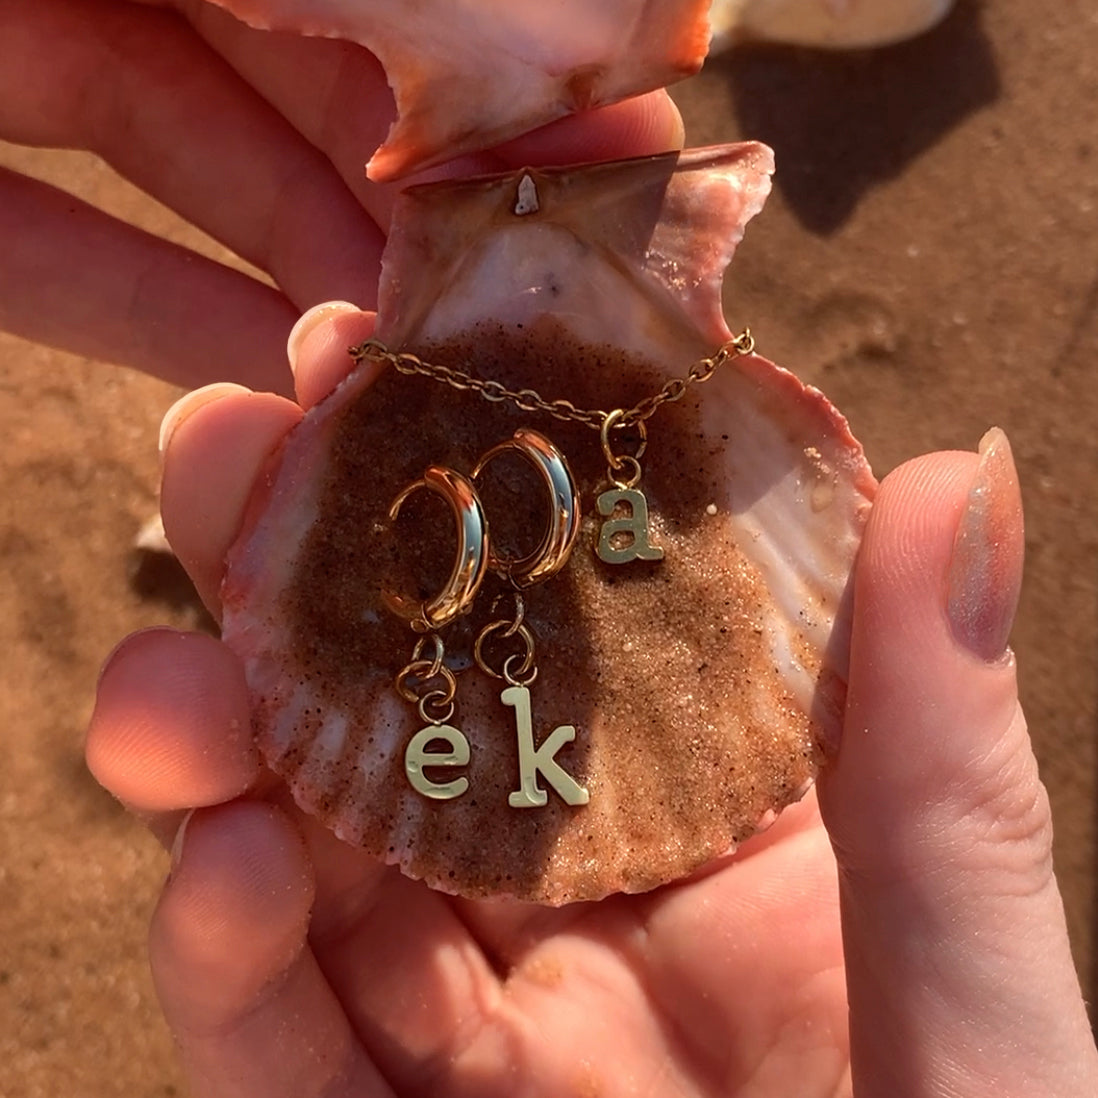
[
  {"xmin": 86, "ymin": 311, "xmax": 1098, "ymax": 1096},
  {"xmin": 0, "ymin": 0, "xmax": 683, "ymax": 392}
]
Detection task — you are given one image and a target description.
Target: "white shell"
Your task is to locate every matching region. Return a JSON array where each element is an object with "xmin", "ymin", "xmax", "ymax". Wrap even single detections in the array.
[{"xmin": 709, "ymin": 0, "xmax": 954, "ymax": 49}]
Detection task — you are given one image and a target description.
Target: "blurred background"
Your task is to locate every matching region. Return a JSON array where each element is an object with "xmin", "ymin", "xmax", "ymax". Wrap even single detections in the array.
[{"xmin": 1, "ymin": 0, "xmax": 1095, "ymax": 1093}]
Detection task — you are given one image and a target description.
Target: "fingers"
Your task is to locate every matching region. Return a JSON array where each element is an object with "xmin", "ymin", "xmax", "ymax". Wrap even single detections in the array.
[
  {"xmin": 1, "ymin": 0, "xmax": 383, "ymax": 386},
  {"xmin": 160, "ymin": 385, "xmax": 303, "ymax": 613},
  {"xmin": 86, "ymin": 617, "xmax": 506, "ymax": 1093},
  {"xmin": 4, "ymin": 0, "xmax": 384, "ymax": 309},
  {"xmin": 88, "ymin": 628, "xmax": 391, "ymax": 1092},
  {"xmin": 295, "ymin": 821, "xmax": 506, "ymax": 1095},
  {"xmin": 157, "ymin": 303, "xmax": 374, "ymax": 610},
  {"xmin": 818, "ymin": 433, "xmax": 1098, "ymax": 1095},
  {"xmin": 3, "ymin": 0, "xmax": 681, "ymax": 388},
  {"xmin": 0, "ymin": 167, "xmax": 297, "ymax": 392},
  {"xmin": 151, "ymin": 801, "xmax": 389, "ymax": 1097},
  {"xmin": 286, "ymin": 303, "xmax": 378, "ymax": 411},
  {"xmin": 87, "ymin": 627, "xmax": 260, "ymax": 847},
  {"xmin": 490, "ymin": 90, "xmax": 686, "ymax": 167}
]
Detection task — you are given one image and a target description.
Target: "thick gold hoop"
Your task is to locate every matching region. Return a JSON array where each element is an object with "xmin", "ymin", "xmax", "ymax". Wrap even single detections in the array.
[
  {"xmin": 471, "ymin": 428, "xmax": 580, "ymax": 588},
  {"xmin": 382, "ymin": 465, "xmax": 489, "ymax": 633}
]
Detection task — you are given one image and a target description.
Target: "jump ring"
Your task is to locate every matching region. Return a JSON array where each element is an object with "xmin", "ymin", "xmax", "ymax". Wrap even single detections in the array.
[
  {"xmin": 396, "ymin": 660, "xmax": 457, "ymax": 706},
  {"xmin": 417, "ymin": 689, "xmax": 456, "ymax": 726},
  {"xmin": 474, "ymin": 619, "xmax": 537, "ymax": 681},
  {"xmin": 502, "ymin": 653, "xmax": 538, "ymax": 688},
  {"xmin": 410, "ymin": 634, "xmax": 445, "ymax": 680},
  {"xmin": 599, "ymin": 409, "xmax": 648, "ymax": 472},
  {"xmin": 609, "ymin": 454, "xmax": 643, "ymax": 490}
]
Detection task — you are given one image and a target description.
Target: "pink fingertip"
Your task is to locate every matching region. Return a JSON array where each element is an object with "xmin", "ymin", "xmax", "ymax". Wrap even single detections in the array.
[
  {"xmin": 152, "ymin": 802, "xmax": 316, "ymax": 1022},
  {"xmin": 159, "ymin": 382, "xmax": 252, "ymax": 457},
  {"xmin": 291, "ymin": 306, "xmax": 379, "ymax": 410},
  {"xmin": 87, "ymin": 630, "xmax": 259, "ymax": 813},
  {"xmin": 286, "ymin": 301, "xmax": 361, "ymax": 376}
]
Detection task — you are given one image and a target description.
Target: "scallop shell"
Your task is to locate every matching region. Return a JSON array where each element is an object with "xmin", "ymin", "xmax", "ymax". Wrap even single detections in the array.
[
  {"xmin": 221, "ymin": 143, "xmax": 876, "ymax": 904},
  {"xmin": 204, "ymin": 0, "xmax": 712, "ymax": 180},
  {"xmin": 708, "ymin": 0, "xmax": 954, "ymax": 50}
]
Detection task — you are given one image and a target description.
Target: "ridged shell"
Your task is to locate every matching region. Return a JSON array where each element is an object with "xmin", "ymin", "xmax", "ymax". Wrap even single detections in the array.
[
  {"xmin": 205, "ymin": 0, "xmax": 711, "ymax": 179},
  {"xmin": 221, "ymin": 144, "xmax": 875, "ymax": 904}
]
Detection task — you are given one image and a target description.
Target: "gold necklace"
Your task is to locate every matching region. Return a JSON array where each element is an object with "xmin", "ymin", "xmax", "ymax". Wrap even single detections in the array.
[
  {"xmin": 350, "ymin": 329, "xmax": 754, "ymax": 429},
  {"xmin": 350, "ymin": 331, "xmax": 757, "ymax": 806},
  {"xmin": 350, "ymin": 328, "xmax": 755, "ymax": 566}
]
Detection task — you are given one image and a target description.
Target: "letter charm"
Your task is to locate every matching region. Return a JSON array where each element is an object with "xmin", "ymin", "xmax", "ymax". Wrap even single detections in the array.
[
  {"xmin": 596, "ymin": 487, "xmax": 664, "ymax": 564},
  {"xmin": 501, "ymin": 685, "xmax": 589, "ymax": 808},
  {"xmin": 405, "ymin": 724, "xmax": 470, "ymax": 800}
]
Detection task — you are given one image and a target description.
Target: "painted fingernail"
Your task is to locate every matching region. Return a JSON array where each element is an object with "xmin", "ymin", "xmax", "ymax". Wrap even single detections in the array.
[
  {"xmin": 158, "ymin": 383, "xmax": 251, "ymax": 457},
  {"xmin": 947, "ymin": 428, "xmax": 1025, "ymax": 660},
  {"xmin": 286, "ymin": 301, "xmax": 362, "ymax": 376}
]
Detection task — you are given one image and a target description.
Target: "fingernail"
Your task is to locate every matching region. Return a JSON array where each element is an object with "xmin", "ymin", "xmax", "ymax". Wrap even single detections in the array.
[
  {"xmin": 158, "ymin": 383, "xmax": 251, "ymax": 457},
  {"xmin": 170, "ymin": 808, "xmax": 197, "ymax": 874},
  {"xmin": 665, "ymin": 98, "xmax": 686, "ymax": 151},
  {"xmin": 94, "ymin": 626, "xmax": 176, "ymax": 693},
  {"xmin": 947, "ymin": 428, "xmax": 1025, "ymax": 660},
  {"xmin": 287, "ymin": 301, "xmax": 361, "ymax": 376}
]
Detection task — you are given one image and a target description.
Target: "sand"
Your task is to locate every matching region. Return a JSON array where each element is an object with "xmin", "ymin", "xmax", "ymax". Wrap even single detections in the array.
[{"xmin": 1, "ymin": 0, "xmax": 1096, "ymax": 1093}]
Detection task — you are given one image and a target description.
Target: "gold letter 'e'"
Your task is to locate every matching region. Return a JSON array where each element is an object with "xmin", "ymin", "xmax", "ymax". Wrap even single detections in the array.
[{"xmin": 404, "ymin": 724, "xmax": 470, "ymax": 800}]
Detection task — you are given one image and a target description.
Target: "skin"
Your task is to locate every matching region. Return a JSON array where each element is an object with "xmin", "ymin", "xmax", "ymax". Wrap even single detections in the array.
[
  {"xmin": 0, "ymin": 0, "xmax": 684, "ymax": 390},
  {"xmin": 2, "ymin": 1, "xmax": 1094, "ymax": 1094},
  {"xmin": 88, "ymin": 330, "xmax": 1098, "ymax": 1097}
]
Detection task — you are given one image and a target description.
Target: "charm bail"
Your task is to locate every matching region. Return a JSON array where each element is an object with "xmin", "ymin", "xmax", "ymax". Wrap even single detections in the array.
[
  {"xmin": 595, "ymin": 409, "xmax": 664, "ymax": 564},
  {"xmin": 396, "ymin": 635, "xmax": 470, "ymax": 801}
]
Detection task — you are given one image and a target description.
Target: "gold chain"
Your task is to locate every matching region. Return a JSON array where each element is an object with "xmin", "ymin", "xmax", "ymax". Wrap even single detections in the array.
[{"xmin": 348, "ymin": 329, "xmax": 755, "ymax": 431}]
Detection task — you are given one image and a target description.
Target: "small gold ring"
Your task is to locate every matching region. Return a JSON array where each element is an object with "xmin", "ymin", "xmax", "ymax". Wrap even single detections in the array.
[
  {"xmin": 474, "ymin": 619, "xmax": 537, "ymax": 681},
  {"xmin": 417, "ymin": 689, "xmax": 456, "ymax": 727},
  {"xmin": 395, "ymin": 660, "xmax": 458, "ymax": 708},
  {"xmin": 609, "ymin": 454, "xmax": 643, "ymax": 490},
  {"xmin": 599, "ymin": 409, "xmax": 648, "ymax": 473},
  {"xmin": 410, "ymin": 634, "xmax": 445, "ymax": 680},
  {"xmin": 502, "ymin": 653, "xmax": 538, "ymax": 688}
]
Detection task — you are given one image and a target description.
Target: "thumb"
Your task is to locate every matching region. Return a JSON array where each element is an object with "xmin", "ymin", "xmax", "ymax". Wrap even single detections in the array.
[{"xmin": 818, "ymin": 430, "xmax": 1098, "ymax": 1097}]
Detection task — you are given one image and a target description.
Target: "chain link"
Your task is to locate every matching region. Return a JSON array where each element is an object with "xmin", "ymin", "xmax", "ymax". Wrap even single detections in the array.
[{"xmin": 348, "ymin": 329, "xmax": 755, "ymax": 432}]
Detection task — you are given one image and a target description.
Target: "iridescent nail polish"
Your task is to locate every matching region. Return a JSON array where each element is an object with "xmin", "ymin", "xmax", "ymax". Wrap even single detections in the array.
[{"xmin": 946, "ymin": 428, "xmax": 1025, "ymax": 660}]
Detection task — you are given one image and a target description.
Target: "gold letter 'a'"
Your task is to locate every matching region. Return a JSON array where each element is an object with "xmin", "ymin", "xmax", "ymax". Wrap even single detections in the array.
[{"xmin": 596, "ymin": 487, "xmax": 664, "ymax": 564}]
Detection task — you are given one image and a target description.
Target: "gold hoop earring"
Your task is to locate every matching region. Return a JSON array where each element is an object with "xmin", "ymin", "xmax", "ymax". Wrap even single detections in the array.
[
  {"xmin": 382, "ymin": 465, "xmax": 489, "ymax": 633},
  {"xmin": 471, "ymin": 428, "xmax": 580, "ymax": 588}
]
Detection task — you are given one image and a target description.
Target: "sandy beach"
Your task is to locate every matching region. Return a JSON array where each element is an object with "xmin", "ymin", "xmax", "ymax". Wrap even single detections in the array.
[{"xmin": 1, "ymin": 1, "xmax": 1095, "ymax": 1092}]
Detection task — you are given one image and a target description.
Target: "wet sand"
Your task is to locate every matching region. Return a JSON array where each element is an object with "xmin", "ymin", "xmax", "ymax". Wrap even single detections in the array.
[{"xmin": 2, "ymin": 0, "xmax": 1096, "ymax": 1092}]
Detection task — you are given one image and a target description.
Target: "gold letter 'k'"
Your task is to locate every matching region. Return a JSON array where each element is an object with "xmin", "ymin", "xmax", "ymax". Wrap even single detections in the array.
[{"xmin": 501, "ymin": 685, "xmax": 589, "ymax": 808}]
